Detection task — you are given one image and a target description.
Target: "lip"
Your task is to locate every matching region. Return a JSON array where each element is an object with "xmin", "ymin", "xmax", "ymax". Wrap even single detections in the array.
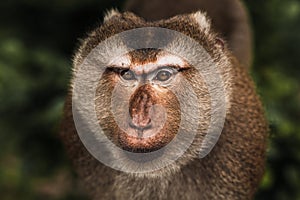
[{"xmin": 118, "ymin": 126, "xmax": 171, "ymax": 153}]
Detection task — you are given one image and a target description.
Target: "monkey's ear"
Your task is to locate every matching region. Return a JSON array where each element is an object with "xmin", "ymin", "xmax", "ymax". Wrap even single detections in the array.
[
  {"xmin": 190, "ymin": 11, "xmax": 211, "ymax": 31},
  {"xmin": 215, "ymin": 37, "xmax": 225, "ymax": 50},
  {"xmin": 104, "ymin": 9, "xmax": 121, "ymax": 22}
]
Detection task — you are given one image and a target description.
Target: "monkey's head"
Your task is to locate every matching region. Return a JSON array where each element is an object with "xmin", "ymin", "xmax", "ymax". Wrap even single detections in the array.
[{"xmin": 71, "ymin": 9, "xmax": 232, "ymax": 174}]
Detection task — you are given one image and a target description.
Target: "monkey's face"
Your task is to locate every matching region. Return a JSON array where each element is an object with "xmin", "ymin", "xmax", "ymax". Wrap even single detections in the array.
[{"xmin": 95, "ymin": 50, "xmax": 195, "ymax": 153}]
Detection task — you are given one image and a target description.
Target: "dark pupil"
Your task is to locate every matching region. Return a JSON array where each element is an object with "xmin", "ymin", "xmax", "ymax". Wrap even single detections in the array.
[
  {"xmin": 157, "ymin": 71, "xmax": 171, "ymax": 81},
  {"xmin": 121, "ymin": 70, "xmax": 134, "ymax": 80}
]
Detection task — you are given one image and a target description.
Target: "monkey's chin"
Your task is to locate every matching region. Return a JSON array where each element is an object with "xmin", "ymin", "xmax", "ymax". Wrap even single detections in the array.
[
  {"xmin": 123, "ymin": 148, "xmax": 165, "ymax": 163},
  {"xmin": 119, "ymin": 135, "xmax": 167, "ymax": 163}
]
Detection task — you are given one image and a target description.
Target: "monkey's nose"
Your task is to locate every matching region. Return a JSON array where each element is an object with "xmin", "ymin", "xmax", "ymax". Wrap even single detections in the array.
[{"xmin": 129, "ymin": 84, "xmax": 156, "ymax": 130}]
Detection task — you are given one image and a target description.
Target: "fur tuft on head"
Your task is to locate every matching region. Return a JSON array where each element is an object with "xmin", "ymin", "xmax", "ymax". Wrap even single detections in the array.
[
  {"xmin": 104, "ymin": 9, "xmax": 121, "ymax": 22},
  {"xmin": 190, "ymin": 11, "xmax": 211, "ymax": 31}
]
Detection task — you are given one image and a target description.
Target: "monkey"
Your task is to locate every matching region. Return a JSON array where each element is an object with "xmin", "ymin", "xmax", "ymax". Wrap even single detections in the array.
[{"xmin": 60, "ymin": 0, "xmax": 268, "ymax": 199}]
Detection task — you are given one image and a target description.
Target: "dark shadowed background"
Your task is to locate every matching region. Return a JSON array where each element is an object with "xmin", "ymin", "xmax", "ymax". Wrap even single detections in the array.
[{"xmin": 0, "ymin": 0, "xmax": 300, "ymax": 199}]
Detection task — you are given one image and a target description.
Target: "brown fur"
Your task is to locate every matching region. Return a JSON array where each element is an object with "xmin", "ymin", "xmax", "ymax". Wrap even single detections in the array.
[{"xmin": 60, "ymin": 3, "xmax": 268, "ymax": 200}]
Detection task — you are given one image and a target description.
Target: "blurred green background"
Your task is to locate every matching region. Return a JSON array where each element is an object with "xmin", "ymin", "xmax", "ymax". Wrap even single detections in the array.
[{"xmin": 0, "ymin": 0, "xmax": 299, "ymax": 199}]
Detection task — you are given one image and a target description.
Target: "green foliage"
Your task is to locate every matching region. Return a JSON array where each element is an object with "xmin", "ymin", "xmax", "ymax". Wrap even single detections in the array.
[
  {"xmin": 0, "ymin": 0, "xmax": 299, "ymax": 199},
  {"xmin": 0, "ymin": 0, "xmax": 123, "ymax": 199},
  {"xmin": 245, "ymin": 0, "xmax": 300, "ymax": 199}
]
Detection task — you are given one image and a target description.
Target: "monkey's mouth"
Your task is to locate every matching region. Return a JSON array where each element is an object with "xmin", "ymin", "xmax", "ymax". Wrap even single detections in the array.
[{"xmin": 118, "ymin": 124, "xmax": 175, "ymax": 154}]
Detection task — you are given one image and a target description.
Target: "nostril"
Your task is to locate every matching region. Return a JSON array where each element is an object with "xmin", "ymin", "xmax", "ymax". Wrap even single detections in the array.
[{"xmin": 129, "ymin": 118, "xmax": 152, "ymax": 130}]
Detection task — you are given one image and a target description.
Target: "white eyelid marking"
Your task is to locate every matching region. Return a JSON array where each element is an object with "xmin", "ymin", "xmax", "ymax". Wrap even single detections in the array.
[
  {"xmin": 108, "ymin": 53, "xmax": 188, "ymax": 75},
  {"xmin": 131, "ymin": 63, "xmax": 158, "ymax": 75},
  {"xmin": 131, "ymin": 54, "xmax": 187, "ymax": 75}
]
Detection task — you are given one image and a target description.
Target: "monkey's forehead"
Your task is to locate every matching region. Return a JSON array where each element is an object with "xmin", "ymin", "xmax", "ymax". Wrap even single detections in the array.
[
  {"xmin": 129, "ymin": 49, "xmax": 161, "ymax": 64},
  {"xmin": 109, "ymin": 49, "xmax": 189, "ymax": 75}
]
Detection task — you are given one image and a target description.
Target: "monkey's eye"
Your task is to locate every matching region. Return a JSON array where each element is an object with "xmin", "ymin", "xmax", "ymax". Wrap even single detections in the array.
[
  {"xmin": 120, "ymin": 69, "xmax": 136, "ymax": 80},
  {"xmin": 155, "ymin": 70, "xmax": 173, "ymax": 82}
]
